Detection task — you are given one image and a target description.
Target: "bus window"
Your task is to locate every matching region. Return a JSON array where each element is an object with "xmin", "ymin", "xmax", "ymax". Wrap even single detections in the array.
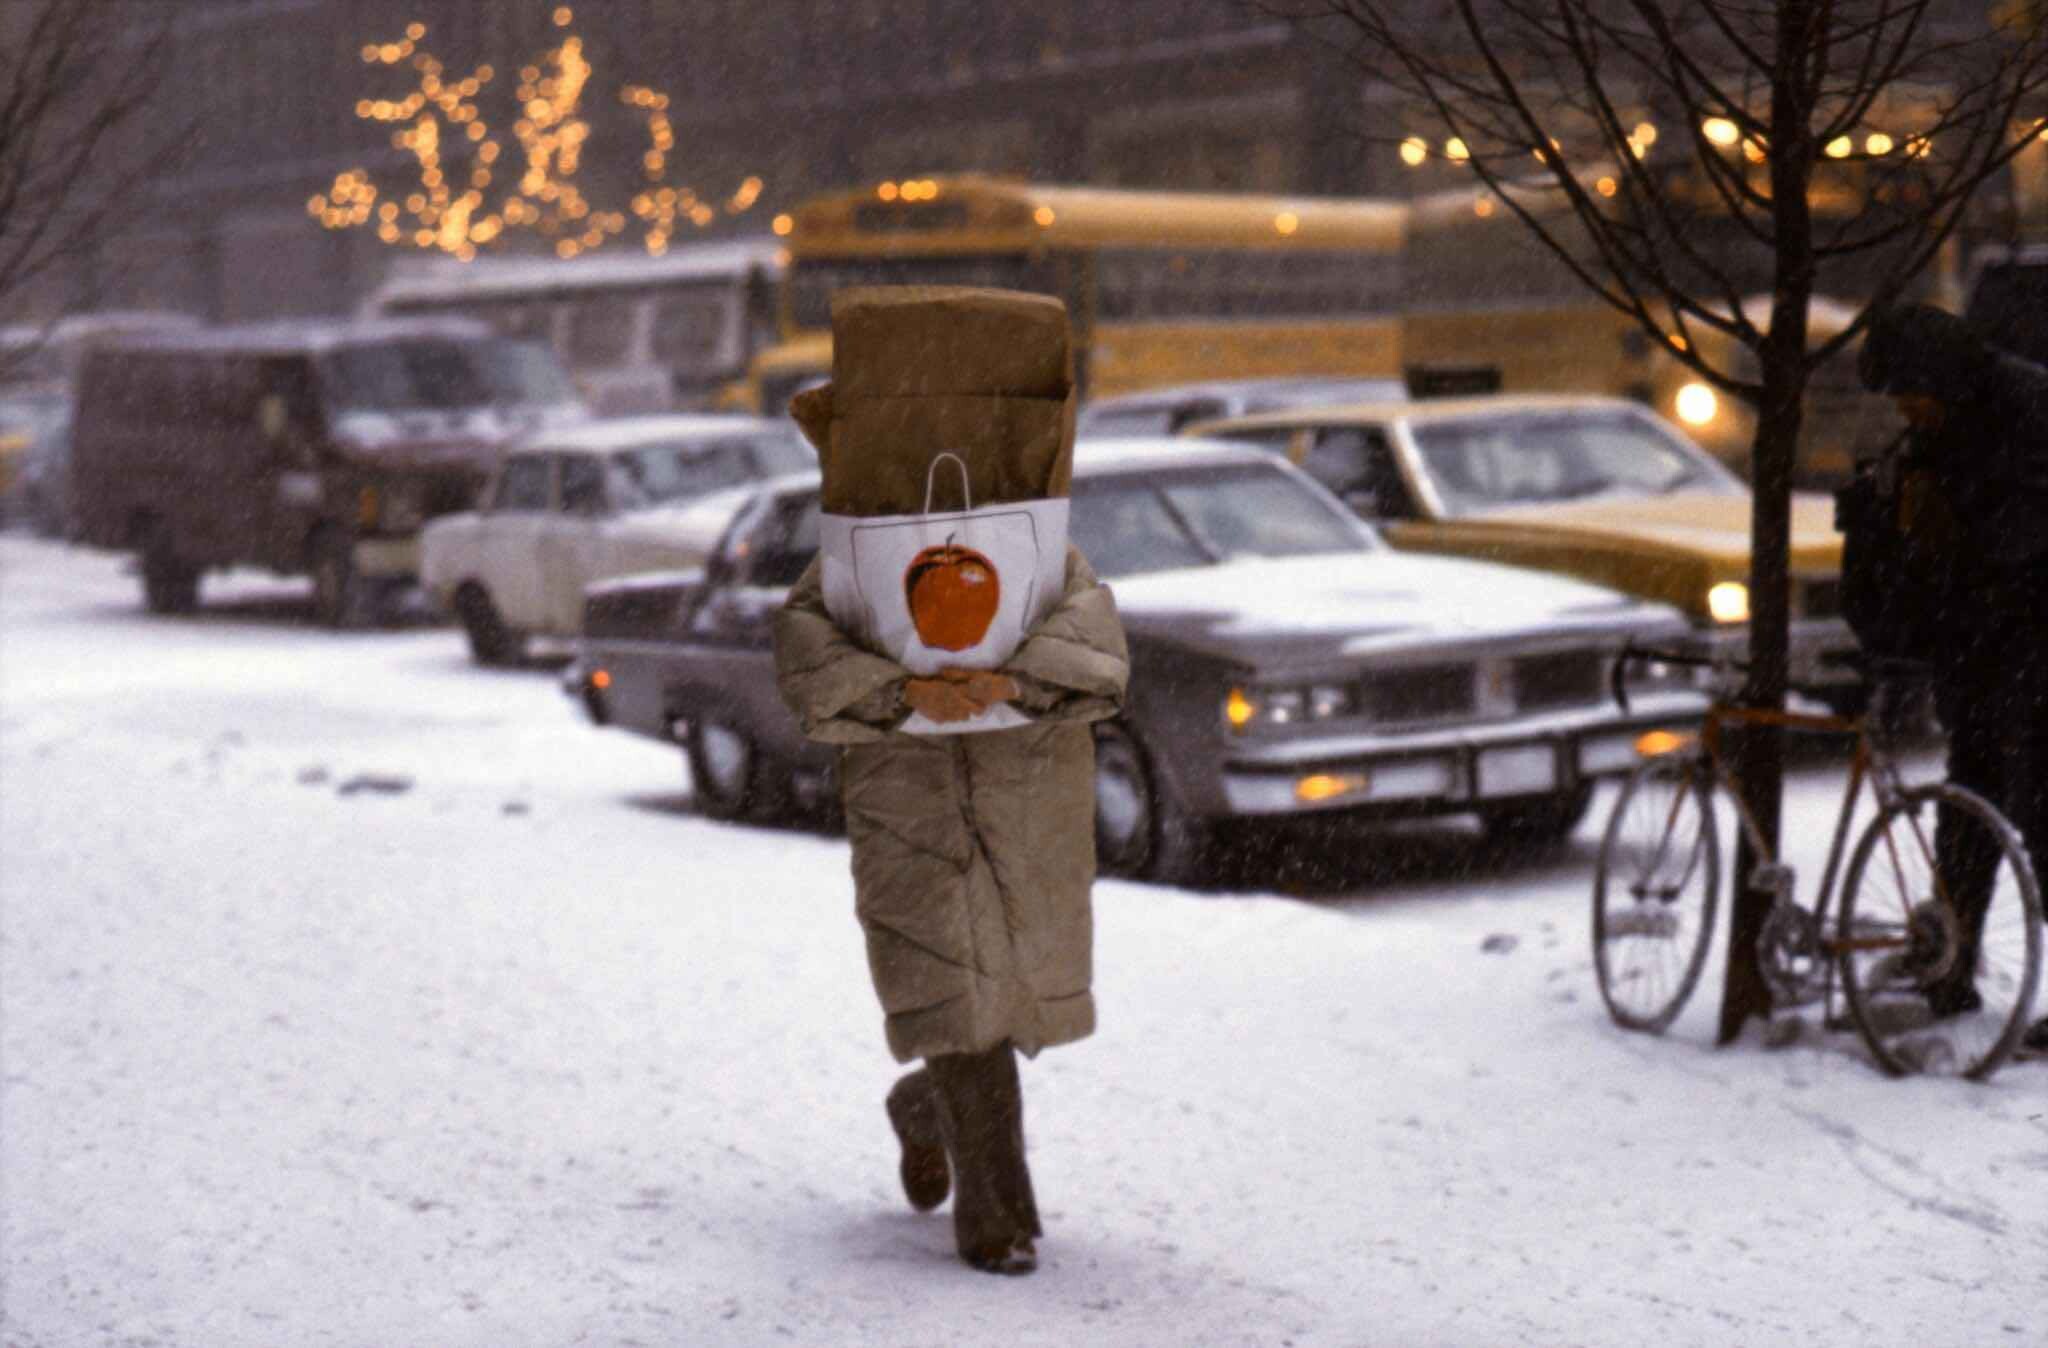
[
  {"xmin": 651, "ymin": 287, "xmax": 732, "ymax": 370},
  {"xmin": 361, "ymin": 241, "xmax": 786, "ymax": 414},
  {"xmin": 475, "ymin": 298, "xmax": 555, "ymax": 342},
  {"xmin": 565, "ymin": 295, "xmax": 636, "ymax": 369}
]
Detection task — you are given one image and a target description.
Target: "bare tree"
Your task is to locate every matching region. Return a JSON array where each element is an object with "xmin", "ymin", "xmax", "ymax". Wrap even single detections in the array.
[
  {"xmin": 1274, "ymin": 0, "xmax": 2048, "ymax": 1039},
  {"xmin": 0, "ymin": 0, "xmax": 177, "ymax": 344}
]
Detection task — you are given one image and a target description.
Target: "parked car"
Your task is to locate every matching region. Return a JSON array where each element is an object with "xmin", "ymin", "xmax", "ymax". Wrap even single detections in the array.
[
  {"xmin": 420, "ymin": 413, "xmax": 812, "ymax": 663},
  {"xmin": 68, "ymin": 317, "xmax": 588, "ymax": 625},
  {"xmin": 566, "ymin": 437, "xmax": 1703, "ymax": 883},
  {"xmin": 1182, "ymin": 393, "xmax": 1862, "ymax": 709},
  {"xmin": 1076, "ymin": 375, "xmax": 1408, "ymax": 437}
]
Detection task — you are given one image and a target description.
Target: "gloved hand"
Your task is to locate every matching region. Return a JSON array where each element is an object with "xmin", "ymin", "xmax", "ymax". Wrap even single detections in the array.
[
  {"xmin": 945, "ymin": 668, "xmax": 1020, "ymax": 710},
  {"xmin": 903, "ymin": 669, "xmax": 1021, "ymax": 723},
  {"xmin": 904, "ymin": 676, "xmax": 983, "ymax": 723}
]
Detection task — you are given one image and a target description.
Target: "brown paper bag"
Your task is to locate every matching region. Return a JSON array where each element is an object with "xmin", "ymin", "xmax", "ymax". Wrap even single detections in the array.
[{"xmin": 791, "ymin": 286, "xmax": 1076, "ymax": 517}]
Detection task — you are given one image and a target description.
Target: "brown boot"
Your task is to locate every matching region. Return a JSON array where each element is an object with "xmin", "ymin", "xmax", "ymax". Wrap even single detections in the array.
[
  {"xmin": 986, "ymin": 1042, "xmax": 1042, "ymax": 1241},
  {"xmin": 885, "ymin": 1069, "xmax": 950, "ymax": 1212},
  {"xmin": 928, "ymin": 1042, "xmax": 1039, "ymax": 1274}
]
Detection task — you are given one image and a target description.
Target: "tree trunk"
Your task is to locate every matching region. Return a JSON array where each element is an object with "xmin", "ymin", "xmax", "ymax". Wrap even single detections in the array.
[{"xmin": 1720, "ymin": 0, "xmax": 1819, "ymax": 1045}]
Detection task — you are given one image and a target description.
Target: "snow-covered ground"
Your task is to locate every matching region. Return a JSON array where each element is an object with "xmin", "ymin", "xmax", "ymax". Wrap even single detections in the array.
[{"xmin": 2, "ymin": 533, "xmax": 2041, "ymax": 1348}]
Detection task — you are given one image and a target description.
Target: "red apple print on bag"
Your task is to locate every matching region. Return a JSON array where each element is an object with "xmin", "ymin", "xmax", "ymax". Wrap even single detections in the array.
[{"xmin": 905, "ymin": 539, "xmax": 1001, "ymax": 651}]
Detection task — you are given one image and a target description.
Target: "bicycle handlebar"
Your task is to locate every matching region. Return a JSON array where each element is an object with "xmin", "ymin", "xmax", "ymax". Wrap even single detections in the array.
[
  {"xmin": 1608, "ymin": 640, "xmax": 1934, "ymax": 715},
  {"xmin": 1609, "ymin": 639, "xmax": 1743, "ymax": 715}
]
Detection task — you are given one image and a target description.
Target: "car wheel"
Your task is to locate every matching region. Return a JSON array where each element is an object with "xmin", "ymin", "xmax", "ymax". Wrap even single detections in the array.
[
  {"xmin": 139, "ymin": 524, "xmax": 200, "ymax": 615},
  {"xmin": 1480, "ymin": 782, "xmax": 1595, "ymax": 851},
  {"xmin": 1094, "ymin": 721, "xmax": 1209, "ymax": 885},
  {"xmin": 310, "ymin": 529, "xmax": 376, "ymax": 629},
  {"xmin": 454, "ymin": 583, "xmax": 524, "ymax": 666},
  {"xmin": 686, "ymin": 714, "xmax": 786, "ymax": 823}
]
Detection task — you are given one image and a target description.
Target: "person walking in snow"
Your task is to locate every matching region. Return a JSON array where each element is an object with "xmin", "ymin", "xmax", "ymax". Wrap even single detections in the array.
[
  {"xmin": 773, "ymin": 287, "xmax": 1129, "ymax": 1273},
  {"xmin": 1854, "ymin": 301, "xmax": 2048, "ymax": 1051}
]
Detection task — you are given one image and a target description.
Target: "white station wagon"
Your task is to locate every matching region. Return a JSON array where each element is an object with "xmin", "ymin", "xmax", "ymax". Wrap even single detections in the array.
[{"xmin": 422, "ymin": 413, "xmax": 810, "ymax": 662}]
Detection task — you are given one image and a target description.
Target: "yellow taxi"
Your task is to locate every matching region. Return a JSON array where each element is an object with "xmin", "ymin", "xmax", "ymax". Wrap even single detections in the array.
[{"xmin": 1182, "ymin": 393, "xmax": 1859, "ymax": 706}]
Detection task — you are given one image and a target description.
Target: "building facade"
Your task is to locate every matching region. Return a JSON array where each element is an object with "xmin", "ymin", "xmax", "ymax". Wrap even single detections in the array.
[
  {"xmin": 17, "ymin": 0, "xmax": 1383, "ymax": 325},
  {"xmin": 14, "ymin": 0, "xmax": 2041, "ymax": 327}
]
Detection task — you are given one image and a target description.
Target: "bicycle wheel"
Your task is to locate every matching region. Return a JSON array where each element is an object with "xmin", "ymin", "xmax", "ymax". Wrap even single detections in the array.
[
  {"xmin": 1838, "ymin": 783, "xmax": 2043, "ymax": 1080},
  {"xmin": 1592, "ymin": 753, "xmax": 1721, "ymax": 1033}
]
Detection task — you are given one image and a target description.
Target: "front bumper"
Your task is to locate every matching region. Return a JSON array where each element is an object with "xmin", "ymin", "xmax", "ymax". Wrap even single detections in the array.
[{"xmin": 1217, "ymin": 690, "xmax": 1704, "ymax": 817}]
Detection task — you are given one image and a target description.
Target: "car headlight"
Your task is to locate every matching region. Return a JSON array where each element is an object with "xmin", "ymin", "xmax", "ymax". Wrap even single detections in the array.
[
  {"xmin": 1707, "ymin": 580, "xmax": 1750, "ymax": 624},
  {"xmin": 1675, "ymin": 381, "xmax": 1719, "ymax": 426},
  {"xmin": 1225, "ymin": 682, "xmax": 1357, "ymax": 731}
]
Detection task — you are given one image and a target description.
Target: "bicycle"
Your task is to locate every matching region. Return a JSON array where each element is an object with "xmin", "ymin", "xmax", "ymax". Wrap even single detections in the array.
[{"xmin": 1592, "ymin": 645, "xmax": 2043, "ymax": 1080}]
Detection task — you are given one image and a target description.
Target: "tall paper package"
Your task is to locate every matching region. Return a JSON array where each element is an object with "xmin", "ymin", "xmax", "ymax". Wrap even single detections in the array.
[{"xmin": 791, "ymin": 286, "xmax": 1076, "ymax": 734}]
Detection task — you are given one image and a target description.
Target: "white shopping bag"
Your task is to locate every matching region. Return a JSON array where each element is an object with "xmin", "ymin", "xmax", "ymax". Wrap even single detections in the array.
[{"xmin": 819, "ymin": 453, "xmax": 1069, "ymax": 735}]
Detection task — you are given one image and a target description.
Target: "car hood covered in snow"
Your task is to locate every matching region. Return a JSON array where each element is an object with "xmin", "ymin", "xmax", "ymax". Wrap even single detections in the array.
[{"xmin": 1108, "ymin": 549, "xmax": 1685, "ymax": 670}]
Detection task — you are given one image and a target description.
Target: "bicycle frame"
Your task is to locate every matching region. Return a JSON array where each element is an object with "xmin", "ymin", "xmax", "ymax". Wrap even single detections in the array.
[
  {"xmin": 1601, "ymin": 642, "xmax": 2041, "ymax": 1072},
  {"xmin": 1664, "ymin": 690, "xmax": 1941, "ymax": 1009}
]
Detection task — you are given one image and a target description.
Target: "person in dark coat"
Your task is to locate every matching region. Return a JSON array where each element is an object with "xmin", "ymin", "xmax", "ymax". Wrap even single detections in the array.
[{"xmin": 1857, "ymin": 302, "xmax": 2048, "ymax": 1051}]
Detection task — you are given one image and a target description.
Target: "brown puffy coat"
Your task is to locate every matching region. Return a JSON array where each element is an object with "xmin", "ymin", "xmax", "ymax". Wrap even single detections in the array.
[{"xmin": 774, "ymin": 545, "xmax": 1128, "ymax": 1063}]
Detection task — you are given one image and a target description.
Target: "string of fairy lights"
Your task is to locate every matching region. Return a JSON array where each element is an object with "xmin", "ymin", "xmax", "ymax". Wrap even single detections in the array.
[
  {"xmin": 308, "ymin": 7, "xmax": 765, "ymax": 260},
  {"xmin": 1392, "ymin": 113, "xmax": 2048, "ymax": 221}
]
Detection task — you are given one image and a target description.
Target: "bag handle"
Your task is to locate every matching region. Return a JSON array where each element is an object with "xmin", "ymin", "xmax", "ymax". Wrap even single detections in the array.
[{"xmin": 923, "ymin": 451, "xmax": 973, "ymax": 515}]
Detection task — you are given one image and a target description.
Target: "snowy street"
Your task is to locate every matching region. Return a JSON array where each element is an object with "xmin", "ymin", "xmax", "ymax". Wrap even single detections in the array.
[{"xmin": 2, "ymin": 532, "xmax": 2043, "ymax": 1347}]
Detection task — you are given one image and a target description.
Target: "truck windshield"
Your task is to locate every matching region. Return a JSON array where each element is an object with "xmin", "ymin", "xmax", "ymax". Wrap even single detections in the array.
[{"xmin": 322, "ymin": 338, "xmax": 579, "ymax": 413}]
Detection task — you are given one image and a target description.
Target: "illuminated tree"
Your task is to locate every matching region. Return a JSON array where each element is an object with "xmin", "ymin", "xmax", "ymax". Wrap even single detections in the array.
[
  {"xmin": 1276, "ymin": 0, "xmax": 2048, "ymax": 1040},
  {"xmin": 0, "ymin": 0, "xmax": 178, "ymax": 335},
  {"xmin": 311, "ymin": 7, "xmax": 765, "ymax": 260}
]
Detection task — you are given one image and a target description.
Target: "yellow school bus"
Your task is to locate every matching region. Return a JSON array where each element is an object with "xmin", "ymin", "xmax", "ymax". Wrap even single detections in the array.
[
  {"xmin": 1401, "ymin": 176, "xmax": 1902, "ymax": 488},
  {"xmin": 738, "ymin": 174, "xmax": 1408, "ymax": 412}
]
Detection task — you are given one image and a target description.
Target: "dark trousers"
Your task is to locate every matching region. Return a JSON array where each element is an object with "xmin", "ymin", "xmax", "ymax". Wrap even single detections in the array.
[
  {"xmin": 1933, "ymin": 644, "xmax": 2048, "ymax": 982},
  {"xmin": 891, "ymin": 1042, "xmax": 1041, "ymax": 1257}
]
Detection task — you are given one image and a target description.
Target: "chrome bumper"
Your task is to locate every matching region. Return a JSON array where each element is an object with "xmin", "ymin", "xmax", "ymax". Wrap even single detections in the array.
[{"xmin": 1218, "ymin": 690, "xmax": 1704, "ymax": 817}]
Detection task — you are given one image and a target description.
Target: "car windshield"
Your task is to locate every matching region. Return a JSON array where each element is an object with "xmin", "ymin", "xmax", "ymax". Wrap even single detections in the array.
[
  {"xmin": 1070, "ymin": 461, "xmax": 1375, "ymax": 579},
  {"xmin": 1407, "ymin": 408, "xmax": 1741, "ymax": 516},
  {"xmin": 608, "ymin": 431, "xmax": 806, "ymax": 507},
  {"xmin": 322, "ymin": 337, "xmax": 578, "ymax": 412}
]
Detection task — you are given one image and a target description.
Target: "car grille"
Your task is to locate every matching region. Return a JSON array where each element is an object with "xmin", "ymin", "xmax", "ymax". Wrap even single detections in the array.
[
  {"xmin": 1513, "ymin": 650, "xmax": 1606, "ymax": 711},
  {"xmin": 1362, "ymin": 663, "xmax": 1475, "ymax": 723}
]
